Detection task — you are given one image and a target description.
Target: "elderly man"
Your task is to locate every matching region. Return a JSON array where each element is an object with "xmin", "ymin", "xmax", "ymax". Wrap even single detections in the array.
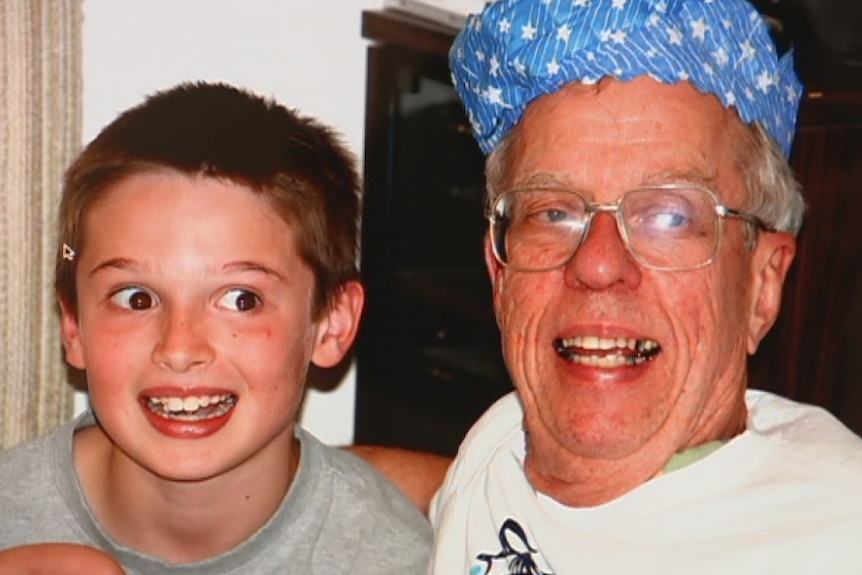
[{"xmin": 428, "ymin": 0, "xmax": 862, "ymax": 573}]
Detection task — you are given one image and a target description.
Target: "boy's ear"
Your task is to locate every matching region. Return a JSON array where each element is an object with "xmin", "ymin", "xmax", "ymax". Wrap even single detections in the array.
[
  {"xmin": 747, "ymin": 231, "xmax": 796, "ymax": 355},
  {"xmin": 59, "ymin": 297, "xmax": 86, "ymax": 370},
  {"xmin": 311, "ymin": 280, "xmax": 365, "ymax": 368}
]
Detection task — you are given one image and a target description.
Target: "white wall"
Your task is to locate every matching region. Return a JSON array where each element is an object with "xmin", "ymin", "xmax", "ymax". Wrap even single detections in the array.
[{"xmin": 79, "ymin": 0, "xmax": 382, "ymax": 445}]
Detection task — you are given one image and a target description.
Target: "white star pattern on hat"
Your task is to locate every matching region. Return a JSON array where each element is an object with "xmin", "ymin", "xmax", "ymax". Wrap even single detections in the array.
[{"xmin": 449, "ymin": 0, "xmax": 802, "ymax": 156}]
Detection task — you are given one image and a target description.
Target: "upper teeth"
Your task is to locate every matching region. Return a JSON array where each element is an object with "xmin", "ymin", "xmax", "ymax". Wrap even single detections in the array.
[
  {"xmin": 149, "ymin": 394, "xmax": 233, "ymax": 413},
  {"xmin": 553, "ymin": 336, "xmax": 661, "ymax": 367},
  {"xmin": 560, "ymin": 336, "xmax": 659, "ymax": 353}
]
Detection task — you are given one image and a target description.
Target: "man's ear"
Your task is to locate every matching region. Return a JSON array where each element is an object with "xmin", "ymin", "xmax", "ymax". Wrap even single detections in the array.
[
  {"xmin": 484, "ymin": 235, "xmax": 505, "ymax": 295},
  {"xmin": 747, "ymin": 231, "xmax": 796, "ymax": 354},
  {"xmin": 59, "ymin": 297, "xmax": 86, "ymax": 370},
  {"xmin": 311, "ymin": 280, "xmax": 365, "ymax": 368},
  {"xmin": 484, "ymin": 235, "xmax": 508, "ymax": 331}
]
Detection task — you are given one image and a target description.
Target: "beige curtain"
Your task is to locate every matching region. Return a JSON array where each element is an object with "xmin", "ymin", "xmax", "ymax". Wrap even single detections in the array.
[{"xmin": 0, "ymin": 1, "xmax": 82, "ymax": 449}]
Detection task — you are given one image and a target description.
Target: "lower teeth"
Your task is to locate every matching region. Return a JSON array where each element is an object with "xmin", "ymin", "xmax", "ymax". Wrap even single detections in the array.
[
  {"xmin": 571, "ymin": 354, "xmax": 648, "ymax": 367},
  {"xmin": 147, "ymin": 397, "xmax": 236, "ymax": 421}
]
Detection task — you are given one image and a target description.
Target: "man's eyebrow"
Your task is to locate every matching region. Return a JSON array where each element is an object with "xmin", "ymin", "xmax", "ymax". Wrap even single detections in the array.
[
  {"xmin": 641, "ymin": 169, "xmax": 717, "ymax": 187},
  {"xmin": 512, "ymin": 172, "xmax": 572, "ymax": 189},
  {"xmin": 513, "ymin": 169, "xmax": 718, "ymax": 190}
]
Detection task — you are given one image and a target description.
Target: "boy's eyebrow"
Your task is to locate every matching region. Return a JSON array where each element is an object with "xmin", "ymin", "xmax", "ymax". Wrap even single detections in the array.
[
  {"xmin": 88, "ymin": 257, "xmax": 143, "ymax": 277},
  {"xmin": 221, "ymin": 261, "xmax": 287, "ymax": 281},
  {"xmin": 88, "ymin": 259, "xmax": 287, "ymax": 281}
]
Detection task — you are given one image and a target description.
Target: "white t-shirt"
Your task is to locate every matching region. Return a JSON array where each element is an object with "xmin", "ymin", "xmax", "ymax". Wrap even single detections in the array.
[{"xmin": 430, "ymin": 390, "xmax": 862, "ymax": 575}]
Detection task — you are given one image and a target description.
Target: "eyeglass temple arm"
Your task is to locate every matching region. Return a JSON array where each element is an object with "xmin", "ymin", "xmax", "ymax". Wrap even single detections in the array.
[{"xmin": 718, "ymin": 206, "xmax": 774, "ymax": 233}]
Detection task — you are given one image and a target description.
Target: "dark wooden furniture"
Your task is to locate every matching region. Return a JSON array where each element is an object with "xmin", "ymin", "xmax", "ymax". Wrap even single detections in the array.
[
  {"xmin": 354, "ymin": 10, "xmax": 508, "ymax": 456},
  {"xmin": 750, "ymin": 79, "xmax": 862, "ymax": 430},
  {"xmin": 354, "ymin": 8, "xmax": 862, "ymax": 455}
]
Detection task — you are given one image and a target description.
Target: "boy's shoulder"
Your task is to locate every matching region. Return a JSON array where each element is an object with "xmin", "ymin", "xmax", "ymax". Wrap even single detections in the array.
[
  {"xmin": 0, "ymin": 416, "xmax": 88, "ymax": 547},
  {"xmin": 0, "ymin": 432, "xmax": 52, "ymax": 487},
  {"xmin": 297, "ymin": 427, "xmax": 430, "ymax": 524},
  {"xmin": 292, "ymin": 428, "xmax": 432, "ymax": 573},
  {"xmin": 0, "ymin": 414, "xmax": 82, "ymax": 483}
]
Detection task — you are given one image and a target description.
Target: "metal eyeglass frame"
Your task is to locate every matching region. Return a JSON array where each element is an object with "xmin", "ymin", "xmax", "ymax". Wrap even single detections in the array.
[{"xmin": 486, "ymin": 183, "xmax": 771, "ymax": 272}]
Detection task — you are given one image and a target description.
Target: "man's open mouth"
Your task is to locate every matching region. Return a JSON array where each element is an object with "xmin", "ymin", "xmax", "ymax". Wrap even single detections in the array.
[
  {"xmin": 553, "ymin": 336, "xmax": 661, "ymax": 367},
  {"xmin": 144, "ymin": 394, "xmax": 238, "ymax": 422}
]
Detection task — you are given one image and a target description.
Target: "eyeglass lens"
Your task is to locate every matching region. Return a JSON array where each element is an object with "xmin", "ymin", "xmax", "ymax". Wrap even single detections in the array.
[{"xmin": 490, "ymin": 187, "xmax": 721, "ymax": 271}]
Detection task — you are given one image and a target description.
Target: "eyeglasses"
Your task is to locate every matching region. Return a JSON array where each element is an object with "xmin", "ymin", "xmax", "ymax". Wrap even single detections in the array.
[{"xmin": 487, "ymin": 184, "xmax": 769, "ymax": 272}]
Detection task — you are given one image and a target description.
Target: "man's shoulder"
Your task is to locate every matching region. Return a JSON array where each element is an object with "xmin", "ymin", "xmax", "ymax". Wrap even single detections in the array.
[
  {"xmin": 746, "ymin": 390, "xmax": 862, "ymax": 444},
  {"xmin": 449, "ymin": 391, "xmax": 524, "ymax": 473},
  {"xmin": 429, "ymin": 392, "xmax": 525, "ymax": 524},
  {"xmin": 745, "ymin": 389, "xmax": 862, "ymax": 471}
]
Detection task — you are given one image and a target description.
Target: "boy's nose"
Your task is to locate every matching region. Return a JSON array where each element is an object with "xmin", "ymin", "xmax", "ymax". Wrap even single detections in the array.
[
  {"xmin": 563, "ymin": 212, "xmax": 642, "ymax": 290},
  {"xmin": 152, "ymin": 309, "xmax": 215, "ymax": 372}
]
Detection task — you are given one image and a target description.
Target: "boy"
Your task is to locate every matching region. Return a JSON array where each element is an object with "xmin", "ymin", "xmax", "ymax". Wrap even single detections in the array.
[{"xmin": 0, "ymin": 82, "xmax": 431, "ymax": 574}]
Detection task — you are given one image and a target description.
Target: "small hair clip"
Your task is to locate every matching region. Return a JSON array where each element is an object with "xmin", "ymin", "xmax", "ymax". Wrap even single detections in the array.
[{"xmin": 62, "ymin": 243, "xmax": 76, "ymax": 262}]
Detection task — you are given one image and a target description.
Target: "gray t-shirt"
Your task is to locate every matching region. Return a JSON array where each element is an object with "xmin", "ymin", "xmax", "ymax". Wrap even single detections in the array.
[{"xmin": 0, "ymin": 412, "xmax": 432, "ymax": 574}]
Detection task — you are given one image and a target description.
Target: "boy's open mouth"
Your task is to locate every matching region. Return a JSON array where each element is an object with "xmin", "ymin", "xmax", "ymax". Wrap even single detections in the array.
[
  {"xmin": 144, "ymin": 394, "xmax": 238, "ymax": 422},
  {"xmin": 554, "ymin": 336, "xmax": 661, "ymax": 368}
]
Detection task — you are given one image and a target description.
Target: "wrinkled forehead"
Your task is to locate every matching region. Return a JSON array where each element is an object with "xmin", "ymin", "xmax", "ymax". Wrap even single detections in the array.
[
  {"xmin": 449, "ymin": 0, "xmax": 802, "ymax": 157},
  {"xmin": 506, "ymin": 77, "xmax": 752, "ymax": 204}
]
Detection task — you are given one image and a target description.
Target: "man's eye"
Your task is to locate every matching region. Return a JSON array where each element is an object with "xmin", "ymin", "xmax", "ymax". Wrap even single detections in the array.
[
  {"xmin": 111, "ymin": 287, "xmax": 156, "ymax": 310},
  {"xmin": 542, "ymin": 209, "xmax": 571, "ymax": 223},
  {"xmin": 648, "ymin": 211, "xmax": 690, "ymax": 229},
  {"xmin": 218, "ymin": 289, "xmax": 261, "ymax": 312},
  {"xmin": 521, "ymin": 205, "xmax": 577, "ymax": 226}
]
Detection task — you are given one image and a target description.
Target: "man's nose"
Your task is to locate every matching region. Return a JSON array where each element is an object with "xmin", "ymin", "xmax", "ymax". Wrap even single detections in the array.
[
  {"xmin": 563, "ymin": 212, "xmax": 642, "ymax": 290},
  {"xmin": 152, "ymin": 307, "xmax": 215, "ymax": 372}
]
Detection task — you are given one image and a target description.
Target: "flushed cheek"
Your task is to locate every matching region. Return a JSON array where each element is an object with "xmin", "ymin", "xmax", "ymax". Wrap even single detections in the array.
[
  {"xmin": 82, "ymin": 336, "xmax": 146, "ymax": 391},
  {"xmin": 229, "ymin": 327, "xmax": 312, "ymax": 388},
  {"xmin": 687, "ymin": 270, "xmax": 747, "ymax": 357},
  {"xmin": 85, "ymin": 364, "xmax": 145, "ymax": 432},
  {"xmin": 666, "ymin": 293, "xmax": 706, "ymax": 360},
  {"xmin": 496, "ymin": 277, "xmax": 556, "ymax": 389},
  {"xmin": 703, "ymin": 283, "xmax": 750, "ymax": 378},
  {"xmin": 662, "ymin": 275, "xmax": 747, "ymax": 429},
  {"xmin": 226, "ymin": 345, "xmax": 300, "ymax": 389}
]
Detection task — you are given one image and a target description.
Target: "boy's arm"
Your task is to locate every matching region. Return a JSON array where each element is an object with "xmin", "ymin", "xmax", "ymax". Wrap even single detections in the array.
[
  {"xmin": 0, "ymin": 543, "xmax": 125, "ymax": 574},
  {"xmin": 347, "ymin": 445, "xmax": 452, "ymax": 515}
]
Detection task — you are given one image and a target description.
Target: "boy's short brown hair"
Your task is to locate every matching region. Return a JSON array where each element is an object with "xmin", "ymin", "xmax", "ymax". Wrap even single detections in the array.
[{"xmin": 56, "ymin": 82, "xmax": 361, "ymax": 318}]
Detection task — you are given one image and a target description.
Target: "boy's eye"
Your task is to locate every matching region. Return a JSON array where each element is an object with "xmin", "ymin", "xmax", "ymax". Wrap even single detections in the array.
[
  {"xmin": 111, "ymin": 287, "xmax": 156, "ymax": 311},
  {"xmin": 218, "ymin": 289, "xmax": 261, "ymax": 312}
]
